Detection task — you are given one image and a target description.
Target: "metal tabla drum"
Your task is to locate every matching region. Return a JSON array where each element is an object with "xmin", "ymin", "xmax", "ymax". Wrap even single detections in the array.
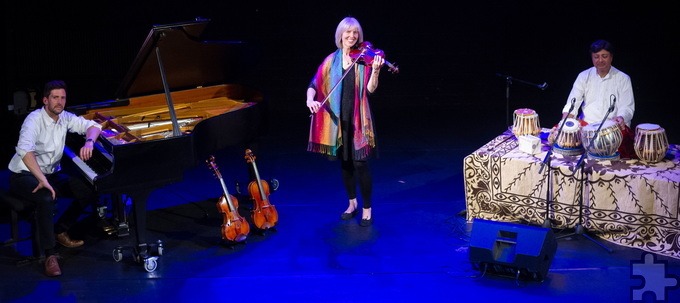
[
  {"xmin": 553, "ymin": 118, "xmax": 584, "ymax": 156},
  {"xmin": 512, "ymin": 108, "xmax": 541, "ymax": 137},
  {"xmin": 634, "ymin": 123, "xmax": 669, "ymax": 163},
  {"xmin": 580, "ymin": 119, "xmax": 623, "ymax": 160}
]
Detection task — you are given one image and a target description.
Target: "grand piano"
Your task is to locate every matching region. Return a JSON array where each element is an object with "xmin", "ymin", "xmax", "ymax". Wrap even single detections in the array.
[{"xmin": 64, "ymin": 18, "xmax": 266, "ymax": 270}]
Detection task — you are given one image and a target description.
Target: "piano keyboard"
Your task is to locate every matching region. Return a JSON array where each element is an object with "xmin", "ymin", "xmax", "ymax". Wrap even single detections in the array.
[
  {"xmin": 63, "ymin": 142, "xmax": 113, "ymax": 184},
  {"xmin": 64, "ymin": 147, "xmax": 98, "ymax": 183}
]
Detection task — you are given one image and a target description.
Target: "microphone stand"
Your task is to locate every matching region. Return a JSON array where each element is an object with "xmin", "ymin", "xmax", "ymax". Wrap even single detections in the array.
[
  {"xmin": 556, "ymin": 106, "xmax": 615, "ymax": 253},
  {"xmin": 539, "ymin": 98, "xmax": 575, "ymax": 228},
  {"xmin": 496, "ymin": 73, "xmax": 548, "ymax": 127},
  {"xmin": 538, "ymin": 118, "xmax": 567, "ymax": 228}
]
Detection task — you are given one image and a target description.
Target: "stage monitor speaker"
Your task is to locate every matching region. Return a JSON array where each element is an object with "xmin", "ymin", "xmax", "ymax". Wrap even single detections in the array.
[{"xmin": 468, "ymin": 218, "xmax": 557, "ymax": 282}]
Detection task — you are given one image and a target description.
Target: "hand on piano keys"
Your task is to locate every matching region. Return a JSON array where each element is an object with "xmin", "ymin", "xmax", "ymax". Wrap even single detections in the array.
[
  {"xmin": 64, "ymin": 147, "xmax": 98, "ymax": 184},
  {"xmin": 64, "ymin": 141, "xmax": 113, "ymax": 185}
]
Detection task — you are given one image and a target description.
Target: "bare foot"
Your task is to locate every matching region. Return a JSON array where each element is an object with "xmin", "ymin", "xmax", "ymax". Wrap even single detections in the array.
[
  {"xmin": 344, "ymin": 198, "xmax": 358, "ymax": 214},
  {"xmin": 362, "ymin": 207, "xmax": 372, "ymax": 220}
]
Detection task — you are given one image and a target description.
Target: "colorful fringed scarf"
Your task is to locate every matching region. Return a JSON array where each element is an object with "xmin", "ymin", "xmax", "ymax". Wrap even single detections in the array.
[{"xmin": 307, "ymin": 49, "xmax": 376, "ymax": 159}]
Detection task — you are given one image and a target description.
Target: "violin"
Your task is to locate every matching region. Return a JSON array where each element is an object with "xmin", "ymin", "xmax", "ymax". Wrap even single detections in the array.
[
  {"xmin": 206, "ymin": 155, "xmax": 250, "ymax": 242},
  {"xmin": 309, "ymin": 40, "xmax": 400, "ymax": 118},
  {"xmin": 245, "ymin": 149, "xmax": 278, "ymax": 230},
  {"xmin": 349, "ymin": 41, "xmax": 400, "ymax": 74}
]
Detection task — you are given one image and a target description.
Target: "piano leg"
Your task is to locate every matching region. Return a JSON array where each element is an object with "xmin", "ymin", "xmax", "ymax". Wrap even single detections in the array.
[
  {"xmin": 111, "ymin": 189, "xmax": 163, "ymax": 272},
  {"xmin": 129, "ymin": 189, "xmax": 150, "ymax": 247}
]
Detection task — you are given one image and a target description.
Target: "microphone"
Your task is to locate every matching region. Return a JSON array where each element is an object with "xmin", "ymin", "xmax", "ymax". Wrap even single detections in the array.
[
  {"xmin": 609, "ymin": 94, "xmax": 616, "ymax": 112},
  {"xmin": 539, "ymin": 82, "xmax": 549, "ymax": 90}
]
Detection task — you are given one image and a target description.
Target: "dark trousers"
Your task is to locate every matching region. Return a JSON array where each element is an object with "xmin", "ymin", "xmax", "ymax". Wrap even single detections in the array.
[
  {"xmin": 341, "ymin": 159, "xmax": 372, "ymax": 209},
  {"xmin": 9, "ymin": 171, "xmax": 98, "ymax": 255},
  {"xmin": 337, "ymin": 118, "xmax": 374, "ymax": 209}
]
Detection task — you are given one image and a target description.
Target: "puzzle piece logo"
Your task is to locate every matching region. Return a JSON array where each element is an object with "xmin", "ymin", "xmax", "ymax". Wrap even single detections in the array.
[{"xmin": 631, "ymin": 252, "xmax": 679, "ymax": 302}]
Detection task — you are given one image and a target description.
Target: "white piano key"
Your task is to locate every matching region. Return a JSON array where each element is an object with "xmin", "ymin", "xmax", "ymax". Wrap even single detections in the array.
[{"xmin": 63, "ymin": 147, "xmax": 98, "ymax": 183}]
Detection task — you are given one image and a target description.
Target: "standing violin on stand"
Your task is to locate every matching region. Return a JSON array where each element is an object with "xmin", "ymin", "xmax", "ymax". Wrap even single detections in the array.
[
  {"xmin": 244, "ymin": 149, "xmax": 278, "ymax": 231},
  {"xmin": 206, "ymin": 155, "xmax": 250, "ymax": 243}
]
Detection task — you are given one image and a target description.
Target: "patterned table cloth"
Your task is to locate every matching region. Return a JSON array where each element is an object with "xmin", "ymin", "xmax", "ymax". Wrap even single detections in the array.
[{"xmin": 464, "ymin": 130, "xmax": 680, "ymax": 259}]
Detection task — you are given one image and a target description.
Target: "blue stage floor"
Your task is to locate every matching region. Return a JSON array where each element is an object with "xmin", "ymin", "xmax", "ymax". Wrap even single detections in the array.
[{"xmin": 2, "ymin": 103, "xmax": 679, "ymax": 303}]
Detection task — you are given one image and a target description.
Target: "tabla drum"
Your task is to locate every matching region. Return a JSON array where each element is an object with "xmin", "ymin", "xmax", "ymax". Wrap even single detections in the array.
[
  {"xmin": 553, "ymin": 118, "xmax": 584, "ymax": 156},
  {"xmin": 580, "ymin": 119, "xmax": 623, "ymax": 160},
  {"xmin": 512, "ymin": 108, "xmax": 541, "ymax": 137},
  {"xmin": 634, "ymin": 123, "xmax": 669, "ymax": 163}
]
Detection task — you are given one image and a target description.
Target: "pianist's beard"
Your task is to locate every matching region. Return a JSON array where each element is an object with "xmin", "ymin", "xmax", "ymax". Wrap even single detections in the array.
[{"xmin": 47, "ymin": 104, "xmax": 64, "ymax": 117}]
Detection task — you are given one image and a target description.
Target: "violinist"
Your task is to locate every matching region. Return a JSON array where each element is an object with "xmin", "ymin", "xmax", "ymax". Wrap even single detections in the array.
[{"xmin": 306, "ymin": 17, "xmax": 385, "ymax": 227}]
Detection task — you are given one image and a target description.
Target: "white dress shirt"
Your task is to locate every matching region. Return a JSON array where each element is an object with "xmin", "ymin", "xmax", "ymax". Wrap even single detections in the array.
[
  {"xmin": 8, "ymin": 107, "xmax": 101, "ymax": 174},
  {"xmin": 563, "ymin": 66, "xmax": 635, "ymax": 126}
]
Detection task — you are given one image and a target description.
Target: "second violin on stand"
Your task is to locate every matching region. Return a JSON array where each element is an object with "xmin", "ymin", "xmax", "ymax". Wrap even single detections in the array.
[{"xmin": 245, "ymin": 149, "xmax": 279, "ymax": 232}]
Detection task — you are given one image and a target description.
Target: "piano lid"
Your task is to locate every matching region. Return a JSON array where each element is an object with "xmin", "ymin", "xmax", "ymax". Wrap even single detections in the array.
[{"xmin": 116, "ymin": 17, "xmax": 248, "ymax": 100}]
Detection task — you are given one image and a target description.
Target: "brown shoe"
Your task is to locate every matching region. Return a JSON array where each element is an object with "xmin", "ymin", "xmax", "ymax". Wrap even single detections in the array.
[
  {"xmin": 56, "ymin": 232, "xmax": 84, "ymax": 248},
  {"xmin": 44, "ymin": 255, "xmax": 62, "ymax": 277}
]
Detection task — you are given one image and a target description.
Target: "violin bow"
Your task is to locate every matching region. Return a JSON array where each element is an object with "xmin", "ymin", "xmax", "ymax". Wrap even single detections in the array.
[{"xmin": 309, "ymin": 49, "xmax": 367, "ymax": 118}]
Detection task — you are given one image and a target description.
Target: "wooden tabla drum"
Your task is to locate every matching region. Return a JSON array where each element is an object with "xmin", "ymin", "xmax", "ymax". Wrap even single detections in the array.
[
  {"xmin": 634, "ymin": 123, "xmax": 669, "ymax": 163},
  {"xmin": 553, "ymin": 118, "xmax": 583, "ymax": 156},
  {"xmin": 512, "ymin": 108, "xmax": 541, "ymax": 137},
  {"xmin": 580, "ymin": 119, "xmax": 623, "ymax": 160}
]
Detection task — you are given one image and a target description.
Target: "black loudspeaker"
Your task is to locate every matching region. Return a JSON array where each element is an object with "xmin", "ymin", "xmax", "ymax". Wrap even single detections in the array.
[{"xmin": 469, "ymin": 218, "xmax": 557, "ymax": 282}]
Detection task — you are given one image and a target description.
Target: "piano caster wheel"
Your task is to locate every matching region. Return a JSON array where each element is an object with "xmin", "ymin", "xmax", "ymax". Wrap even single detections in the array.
[
  {"xmin": 113, "ymin": 247, "xmax": 123, "ymax": 262},
  {"xmin": 143, "ymin": 256, "xmax": 158, "ymax": 272},
  {"xmin": 123, "ymin": 241, "xmax": 163, "ymax": 272}
]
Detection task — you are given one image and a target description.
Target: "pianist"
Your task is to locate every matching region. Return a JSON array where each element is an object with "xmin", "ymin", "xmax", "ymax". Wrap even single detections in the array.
[{"xmin": 7, "ymin": 80, "xmax": 103, "ymax": 277}]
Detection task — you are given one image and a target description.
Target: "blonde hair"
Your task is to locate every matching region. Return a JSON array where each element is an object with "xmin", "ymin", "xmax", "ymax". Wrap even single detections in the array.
[{"xmin": 334, "ymin": 17, "xmax": 364, "ymax": 49}]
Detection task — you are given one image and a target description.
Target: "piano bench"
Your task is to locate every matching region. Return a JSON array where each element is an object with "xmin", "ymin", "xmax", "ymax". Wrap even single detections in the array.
[{"xmin": 1, "ymin": 188, "xmax": 43, "ymax": 261}]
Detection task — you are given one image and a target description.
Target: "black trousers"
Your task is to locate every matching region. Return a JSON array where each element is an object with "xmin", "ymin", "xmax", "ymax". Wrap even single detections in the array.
[
  {"xmin": 10, "ymin": 170, "xmax": 99, "ymax": 255},
  {"xmin": 338, "ymin": 118, "xmax": 373, "ymax": 209},
  {"xmin": 341, "ymin": 159, "xmax": 372, "ymax": 209}
]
